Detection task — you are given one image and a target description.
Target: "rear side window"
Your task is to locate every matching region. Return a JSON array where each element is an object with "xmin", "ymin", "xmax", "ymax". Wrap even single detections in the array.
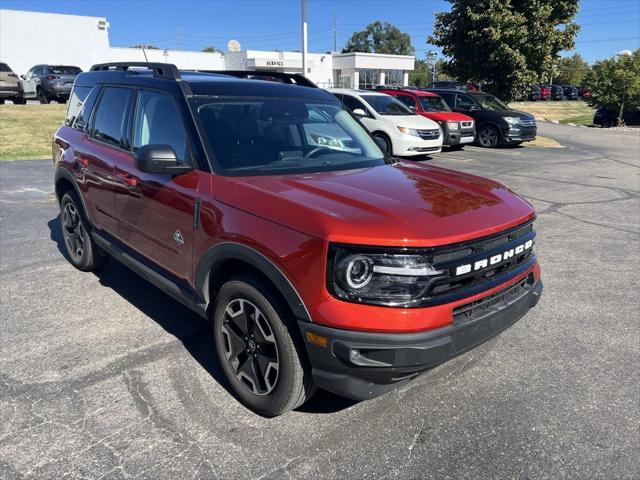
[
  {"xmin": 437, "ymin": 92, "xmax": 456, "ymax": 107},
  {"xmin": 132, "ymin": 90, "xmax": 187, "ymax": 162},
  {"xmin": 91, "ymin": 87, "xmax": 133, "ymax": 148},
  {"xmin": 455, "ymin": 95, "xmax": 477, "ymax": 110}
]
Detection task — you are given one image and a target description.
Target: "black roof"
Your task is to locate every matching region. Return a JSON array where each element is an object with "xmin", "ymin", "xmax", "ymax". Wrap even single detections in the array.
[
  {"xmin": 76, "ymin": 63, "xmax": 335, "ymax": 101},
  {"xmin": 427, "ymin": 88, "xmax": 490, "ymax": 96}
]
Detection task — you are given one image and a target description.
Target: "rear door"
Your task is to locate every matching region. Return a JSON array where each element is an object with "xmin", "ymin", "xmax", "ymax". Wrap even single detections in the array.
[
  {"xmin": 79, "ymin": 86, "xmax": 135, "ymax": 234},
  {"xmin": 114, "ymin": 88, "xmax": 198, "ymax": 283}
]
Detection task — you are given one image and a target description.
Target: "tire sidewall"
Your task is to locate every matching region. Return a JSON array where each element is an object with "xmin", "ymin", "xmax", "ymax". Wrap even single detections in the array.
[
  {"xmin": 373, "ymin": 133, "xmax": 391, "ymax": 155},
  {"xmin": 212, "ymin": 277, "xmax": 306, "ymax": 416},
  {"xmin": 60, "ymin": 192, "xmax": 94, "ymax": 270},
  {"xmin": 478, "ymin": 125, "xmax": 499, "ymax": 147}
]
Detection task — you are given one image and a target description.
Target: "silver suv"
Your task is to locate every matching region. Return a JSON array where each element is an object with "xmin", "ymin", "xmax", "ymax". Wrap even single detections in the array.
[{"xmin": 20, "ymin": 64, "xmax": 82, "ymax": 104}]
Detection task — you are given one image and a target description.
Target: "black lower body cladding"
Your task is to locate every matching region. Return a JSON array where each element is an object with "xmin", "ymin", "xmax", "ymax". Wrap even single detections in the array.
[{"xmin": 300, "ymin": 277, "xmax": 543, "ymax": 400}]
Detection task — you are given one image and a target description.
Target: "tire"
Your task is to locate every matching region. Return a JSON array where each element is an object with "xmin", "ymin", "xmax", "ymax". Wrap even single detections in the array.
[
  {"xmin": 0, "ymin": 99, "xmax": 4, "ymax": 105},
  {"xmin": 373, "ymin": 132, "xmax": 392, "ymax": 155},
  {"xmin": 213, "ymin": 276, "xmax": 316, "ymax": 416},
  {"xmin": 59, "ymin": 98, "xmax": 67, "ymax": 104},
  {"xmin": 59, "ymin": 192, "xmax": 108, "ymax": 271},
  {"xmin": 13, "ymin": 97, "xmax": 26, "ymax": 105},
  {"xmin": 477, "ymin": 125, "xmax": 500, "ymax": 148},
  {"xmin": 38, "ymin": 88, "xmax": 50, "ymax": 104}
]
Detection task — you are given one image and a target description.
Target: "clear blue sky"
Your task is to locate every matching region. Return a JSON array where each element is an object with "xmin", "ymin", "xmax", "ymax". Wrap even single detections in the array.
[{"xmin": 1, "ymin": 0, "xmax": 639, "ymax": 62}]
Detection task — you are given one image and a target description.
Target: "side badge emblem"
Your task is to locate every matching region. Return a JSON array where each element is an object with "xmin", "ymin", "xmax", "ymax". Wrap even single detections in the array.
[{"xmin": 174, "ymin": 229, "xmax": 184, "ymax": 246}]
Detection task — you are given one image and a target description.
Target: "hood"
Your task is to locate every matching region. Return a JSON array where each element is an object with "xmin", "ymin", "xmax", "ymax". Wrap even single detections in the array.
[
  {"xmin": 419, "ymin": 111, "xmax": 474, "ymax": 123},
  {"xmin": 380, "ymin": 114, "xmax": 440, "ymax": 130},
  {"xmin": 496, "ymin": 109, "xmax": 535, "ymax": 121},
  {"xmin": 213, "ymin": 162, "xmax": 535, "ymax": 247}
]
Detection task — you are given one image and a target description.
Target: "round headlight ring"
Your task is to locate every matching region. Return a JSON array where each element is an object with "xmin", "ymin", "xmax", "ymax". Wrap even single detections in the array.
[{"xmin": 345, "ymin": 256, "xmax": 374, "ymax": 289}]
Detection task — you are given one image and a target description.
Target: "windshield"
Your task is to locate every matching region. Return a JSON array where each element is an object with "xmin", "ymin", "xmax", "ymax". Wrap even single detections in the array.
[
  {"xmin": 418, "ymin": 96, "xmax": 451, "ymax": 112},
  {"xmin": 192, "ymin": 97, "xmax": 388, "ymax": 175},
  {"xmin": 360, "ymin": 95, "xmax": 415, "ymax": 116},
  {"xmin": 476, "ymin": 94, "xmax": 509, "ymax": 111},
  {"xmin": 48, "ymin": 66, "xmax": 82, "ymax": 75}
]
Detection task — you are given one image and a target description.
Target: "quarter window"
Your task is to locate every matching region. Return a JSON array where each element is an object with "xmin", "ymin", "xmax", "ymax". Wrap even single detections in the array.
[
  {"xmin": 132, "ymin": 90, "xmax": 188, "ymax": 162},
  {"xmin": 91, "ymin": 87, "xmax": 132, "ymax": 148}
]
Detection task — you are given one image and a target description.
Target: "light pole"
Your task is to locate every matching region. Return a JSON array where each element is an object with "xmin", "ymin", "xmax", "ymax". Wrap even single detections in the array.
[{"xmin": 426, "ymin": 50, "xmax": 438, "ymax": 85}]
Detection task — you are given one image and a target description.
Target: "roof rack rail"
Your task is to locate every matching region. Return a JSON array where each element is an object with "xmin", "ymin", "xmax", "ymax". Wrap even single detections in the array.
[
  {"xmin": 90, "ymin": 62, "xmax": 181, "ymax": 80},
  {"xmin": 196, "ymin": 70, "xmax": 318, "ymax": 88}
]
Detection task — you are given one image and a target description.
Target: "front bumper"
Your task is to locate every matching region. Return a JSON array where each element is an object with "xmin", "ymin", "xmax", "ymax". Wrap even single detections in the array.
[
  {"xmin": 445, "ymin": 129, "xmax": 475, "ymax": 146},
  {"xmin": 300, "ymin": 278, "xmax": 543, "ymax": 400},
  {"xmin": 504, "ymin": 126, "xmax": 537, "ymax": 143},
  {"xmin": 393, "ymin": 134, "xmax": 442, "ymax": 156}
]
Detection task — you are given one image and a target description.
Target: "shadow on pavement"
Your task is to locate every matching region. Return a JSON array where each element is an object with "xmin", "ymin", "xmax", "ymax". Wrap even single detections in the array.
[{"xmin": 47, "ymin": 216, "xmax": 355, "ymax": 415}]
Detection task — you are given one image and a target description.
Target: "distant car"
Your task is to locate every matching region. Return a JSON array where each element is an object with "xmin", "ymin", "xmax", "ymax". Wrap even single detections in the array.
[
  {"xmin": 562, "ymin": 86, "xmax": 579, "ymax": 100},
  {"xmin": 428, "ymin": 88, "xmax": 536, "ymax": 148},
  {"xmin": 579, "ymin": 86, "xmax": 592, "ymax": 99},
  {"xmin": 0, "ymin": 62, "xmax": 25, "ymax": 104},
  {"xmin": 427, "ymin": 81, "xmax": 467, "ymax": 90},
  {"xmin": 528, "ymin": 86, "xmax": 542, "ymax": 101},
  {"xmin": 593, "ymin": 106, "xmax": 640, "ymax": 127},
  {"xmin": 329, "ymin": 88, "xmax": 443, "ymax": 156},
  {"xmin": 465, "ymin": 82, "xmax": 481, "ymax": 91},
  {"xmin": 550, "ymin": 85, "xmax": 565, "ymax": 101},
  {"xmin": 20, "ymin": 64, "xmax": 82, "ymax": 104},
  {"xmin": 376, "ymin": 87, "xmax": 475, "ymax": 148},
  {"xmin": 539, "ymin": 85, "xmax": 551, "ymax": 101}
]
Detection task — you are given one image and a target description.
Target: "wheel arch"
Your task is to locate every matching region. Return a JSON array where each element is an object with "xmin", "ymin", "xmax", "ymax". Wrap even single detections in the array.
[
  {"xmin": 54, "ymin": 168, "xmax": 90, "ymax": 219},
  {"xmin": 196, "ymin": 243, "xmax": 313, "ymax": 324}
]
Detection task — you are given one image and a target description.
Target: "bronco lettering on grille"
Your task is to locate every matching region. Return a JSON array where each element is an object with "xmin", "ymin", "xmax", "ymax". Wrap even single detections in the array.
[{"xmin": 455, "ymin": 239, "xmax": 533, "ymax": 276}]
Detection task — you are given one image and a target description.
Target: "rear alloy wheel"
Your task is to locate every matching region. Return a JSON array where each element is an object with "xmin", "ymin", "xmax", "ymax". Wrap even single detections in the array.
[
  {"xmin": 59, "ymin": 192, "xmax": 108, "ymax": 271},
  {"xmin": 477, "ymin": 125, "xmax": 500, "ymax": 148},
  {"xmin": 213, "ymin": 277, "xmax": 315, "ymax": 416}
]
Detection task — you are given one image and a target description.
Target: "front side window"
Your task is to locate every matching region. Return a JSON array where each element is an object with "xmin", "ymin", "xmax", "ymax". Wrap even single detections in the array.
[
  {"xmin": 475, "ymin": 94, "xmax": 509, "ymax": 111},
  {"xmin": 360, "ymin": 95, "xmax": 414, "ymax": 116},
  {"xmin": 396, "ymin": 94, "xmax": 418, "ymax": 109},
  {"xmin": 133, "ymin": 90, "xmax": 187, "ymax": 162},
  {"xmin": 419, "ymin": 96, "xmax": 451, "ymax": 112},
  {"xmin": 341, "ymin": 95, "xmax": 369, "ymax": 114},
  {"xmin": 91, "ymin": 87, "xmax": 132, "ymax": 148},
  {"xmin": 192, "ymin": 97, "xmax": 387, "ymax": 175},
  {"xmin": 455, "ymin": 95, "xmax": 478, "ymax": 110}
]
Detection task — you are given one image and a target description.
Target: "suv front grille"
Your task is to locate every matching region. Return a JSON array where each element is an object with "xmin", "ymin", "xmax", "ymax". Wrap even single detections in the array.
[
  {"xmin": 520, "ymin": 119, "xmax": 536, "ymax": 127},
  {"xmin": 453, "ymin": 273, "xmax": 533, "ymax": 323},
  {"xmin": 418, "ymin": 129, "xmax": 440, "ymax": 140},
  {"xmin": 421, "ymin": 219, "xmax": 536, "ymax": 306}
]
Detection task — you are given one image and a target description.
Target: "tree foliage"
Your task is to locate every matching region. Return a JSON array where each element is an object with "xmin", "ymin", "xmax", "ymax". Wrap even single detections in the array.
[
  {"xmin": 202, "ymin": 46, "xmax": 223, "ymax": 53},
  {"xmin": 410, "ymin": 59, "xmax": 454, "ymax": 86},
  {"xmin": 130, "ymin": 44, "xmax": 160, "ymax": 50},
  {"xmin": 429, "ymin": 0, "xmax": 579, "ymax": 101},
  {"xmin": 583, "ymin": 49, "xmax": 640, "ymax": 125},
  {"xmin": 343, "ymin": 21, "xmax": 414, "ymax": 55},
  {"xmin": 555, "ymin": 53, "xmax": 589, "ymax": 85}
]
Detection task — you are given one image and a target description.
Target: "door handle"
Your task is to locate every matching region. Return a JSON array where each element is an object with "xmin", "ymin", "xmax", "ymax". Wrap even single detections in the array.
[{"xmin": 116, "ymin": 172, "xmax": 138, "ymax": 188}]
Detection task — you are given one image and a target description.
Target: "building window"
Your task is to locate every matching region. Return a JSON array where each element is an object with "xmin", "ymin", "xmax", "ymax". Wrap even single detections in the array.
[
  {"xmin": 359, "ymin": 69, "xmax": 380, "ymax": 89},
  {"xmin": 386, "ymin": 70, "xmax": 404, "ymax": 86}
]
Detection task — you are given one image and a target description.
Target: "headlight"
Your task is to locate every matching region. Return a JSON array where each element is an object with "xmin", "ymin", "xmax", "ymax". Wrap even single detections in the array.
[
  {"xmin": 310, "ymin": 133, "xmax": 342, "ymax": 147},
  {"xmin": 329, "ymin": 246, "xmax": 445, "ymax": 306},
  {"xmin": 396, "ymin": 126, "xmax": 420, "ymax": 137},
  {"xmin": 504, "ymin": 117, "xmax": 521, "ymax": 126},
  {"xmin": 447, "ymin": 121, "xmax": 459, "ymax": 130}
]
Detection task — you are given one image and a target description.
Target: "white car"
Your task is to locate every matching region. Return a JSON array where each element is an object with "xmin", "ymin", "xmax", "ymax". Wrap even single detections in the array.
[{"xmin": 329, "ymin": 88, "xmax": 443, "ymax": 156}]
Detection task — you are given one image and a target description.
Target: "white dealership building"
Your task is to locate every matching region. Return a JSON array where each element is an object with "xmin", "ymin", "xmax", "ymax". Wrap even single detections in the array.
[{"xmin": 0, "ymin": 9, "xmax": 414, "ymax": 87}]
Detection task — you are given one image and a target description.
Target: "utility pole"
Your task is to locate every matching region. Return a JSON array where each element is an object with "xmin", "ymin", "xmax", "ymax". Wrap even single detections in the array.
[
  {"xmin": 301, "ymin": 0, "xmax": 308, "ymax": 77},
  {"xmin": 333, "ymin": 10, "xmax": 337, "ymax": 52},
  {"xmin": 176, "ymin": 27, "xmax": 181, "ymax": 51}
]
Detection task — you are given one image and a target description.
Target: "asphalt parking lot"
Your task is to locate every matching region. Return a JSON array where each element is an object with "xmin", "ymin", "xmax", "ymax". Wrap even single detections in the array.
[{"xmin": 1, "ymin": 122, "xmax": 638, "ymax": 479}]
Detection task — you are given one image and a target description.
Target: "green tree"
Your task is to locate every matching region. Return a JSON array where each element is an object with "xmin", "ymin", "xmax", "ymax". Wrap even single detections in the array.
[
  {"xmin": 583, "ymin": 49, "xmax": 640, "ymax": 126},
  {"xmin": 410, "ymin": 59, "xmax": 454, "ymax": 86},
  {"xmin": 555, "ymin": 53, "xmax": 589, "ymax": 85},
  {"xmin": 202, "ymin": 46, "xmax": 223, "ymax": 53},
  {"xmin": 343, "ymin": 21, "xmax": 414, "ymax": 55},
  {"xmin": 428, "ymin": 0, "xmax": 579, "ymax": 101},
  {"xmin": 130, "ymin": 44, "xmax": 160, "ymax": 50}
]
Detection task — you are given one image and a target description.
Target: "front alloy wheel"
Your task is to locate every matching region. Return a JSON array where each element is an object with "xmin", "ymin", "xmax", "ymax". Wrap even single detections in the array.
[
  {"xmin": 220, "ymin": 299, "xmax": 280, "ymax": 395},
  {"xmin": 477, "ymin": 125, "xmax": 500, "ymax": 147},
  {"xmin": 62, "ymin": 202, "xmax": 86, "ymax": 262}
]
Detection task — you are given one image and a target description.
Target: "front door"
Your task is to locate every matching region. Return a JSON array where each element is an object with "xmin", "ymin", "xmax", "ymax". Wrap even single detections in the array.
[
  {"xmin": 114, "ymin": 89, "xmax": 197, "ymax": 284},
  {"xmin": 20, "ymin": 67, "xmax": 37, "ymax": 98}
]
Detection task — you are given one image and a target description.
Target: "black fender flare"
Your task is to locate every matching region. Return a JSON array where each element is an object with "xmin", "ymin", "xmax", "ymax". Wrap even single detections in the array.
[
  {"xmin": 54, "ymin": 167, "xmax": 90, "ymax": 216},
  {"xmin": 195, "ymin": 242, "xmax": 313, "ymax": 323}
]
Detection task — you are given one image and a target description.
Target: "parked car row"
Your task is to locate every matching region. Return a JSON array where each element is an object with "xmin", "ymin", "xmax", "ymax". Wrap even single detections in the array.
[
  {"xmin": 328, "ymin": 86, "xmax": 536, "ymax": 152},
  {"xmin": 0, "ymin": 62, "xmax": 82, "ymax": 104},
  {"xmin": 528, "ymin": 84, "xmax": 588, "ymax": 102}
]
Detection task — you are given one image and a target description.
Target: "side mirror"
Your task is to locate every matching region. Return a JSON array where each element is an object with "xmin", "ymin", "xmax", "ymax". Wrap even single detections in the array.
[
  {"xmin": 135, "ymin": 145, "xmax": 192, "ymax": 175},
  {"xmin": 20, "ymin": 75, "xmax": 26, "ymax": 80},
  {"xmin": 408, "ymin": 105, "xmax": 416, "ymax": 112},
  {"xmin": 352, "ymin": 108, "xmax": 367, "ymax": 117}
]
